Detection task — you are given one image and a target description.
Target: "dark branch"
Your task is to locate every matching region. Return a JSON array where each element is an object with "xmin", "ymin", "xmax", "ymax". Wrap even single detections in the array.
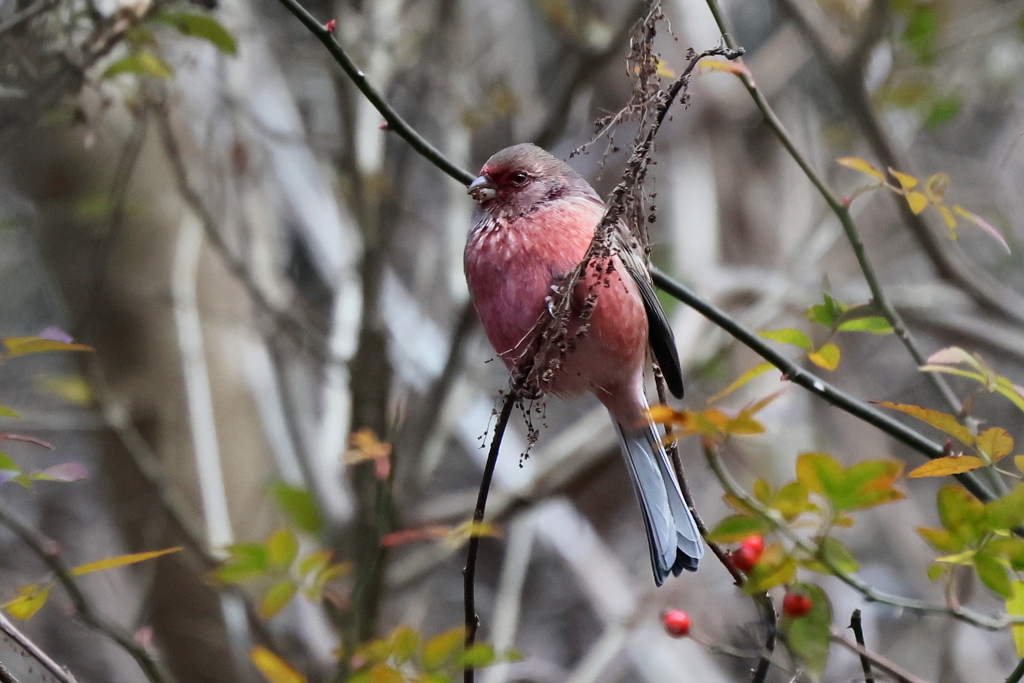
[{"xmin": 850, "ymin": 609, "xmax": 876, "ymax": 683}]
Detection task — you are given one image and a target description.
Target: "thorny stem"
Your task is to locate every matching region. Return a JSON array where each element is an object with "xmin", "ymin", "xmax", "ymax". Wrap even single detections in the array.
[
  {"xmin": 0, "ymin": 504, "xmax": 173, "ymax": 683},
  {"xmin": 700, "ymin": 0, "xmax": 969, "ymax": 432},
  {"xmin": 701, "ymin": 441, "xmax": 1021, "ymax": 630},
  {"xmin": 463, "ymin": 392, "xmax": 517, "ymax": 683}
]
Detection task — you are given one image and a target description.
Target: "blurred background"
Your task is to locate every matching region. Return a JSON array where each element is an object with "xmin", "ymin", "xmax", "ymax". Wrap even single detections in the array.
[{"xmin": 1, "ymin": 0, "xmax": 1023, "ymax": 681}]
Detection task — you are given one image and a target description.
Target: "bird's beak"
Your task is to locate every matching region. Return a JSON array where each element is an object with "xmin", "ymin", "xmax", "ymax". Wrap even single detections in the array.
[{"xmin": 468, "ymin": 175, "xmax": 496, "ymax": 202}]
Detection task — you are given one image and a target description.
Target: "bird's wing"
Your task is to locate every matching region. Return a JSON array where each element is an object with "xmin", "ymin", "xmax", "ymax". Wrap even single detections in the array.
[{"xmin": 615, "ymin": 229, "xmax": 684, "ymax": 399}]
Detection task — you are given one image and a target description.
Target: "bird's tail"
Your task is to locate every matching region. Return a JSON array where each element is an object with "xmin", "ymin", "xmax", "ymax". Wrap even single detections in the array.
[{"xmin": 614, "ymin": 412, "xmax": 703, "ymax": 585}]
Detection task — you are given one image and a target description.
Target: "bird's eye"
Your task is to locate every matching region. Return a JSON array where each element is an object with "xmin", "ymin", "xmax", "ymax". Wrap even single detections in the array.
[{"xmin": 509, "ymin": 171, "xmax": 530, "ymax": 187}]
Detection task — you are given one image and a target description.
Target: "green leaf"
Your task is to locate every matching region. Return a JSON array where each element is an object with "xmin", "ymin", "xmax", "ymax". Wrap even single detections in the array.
[
  {"xmin": 457, "ymin": 643, "xmax": 496, "ymax": 669},
  {"xmin": 780, "ymin": 583, "xmax": 832, "ymax": 674},
  {"xmin": 211, "ymin": 543, "xmax": 269, "ymax": 583},
  {"xmin": 796, "ymin": 453, "xmax": 843, "ymax": 498},
  {"xmin": 752, "ymin": 478, "xmax": 772, "ymax": 504},
  {"xmin": 871, "ymin": 402, "xmax": 973, "ymax": 446},
  {"xmin": 924, "ymin": 95, "xmax": 961, "ymax": 129},
  {"xmin": 806, "ymin": 294, "xmax": 847, "ymax": 328},
  {"xmin": 389, "ymin": 625, "xmax": 419, "ymax": 662},
  {"xmin": 265, "ymin": 529, "xmax": 298, "ymax": 570},
  {"xmin": 706, "ymin": 514, "xmax": 770, "ymax": 543},
  {"xmin": 927, "ymin": 563, "xmax": 947, "ymax": 581},
  {"xmin": 917, "ymin": 526, "xmax": 963, "ymax": 554},
  {"xmin": 70, "ymin": 547, "xmax": 182, "ymax": 576},
  {"xmin": 0, "ymin": 405, "xmax": 18, "ymax": 418},
  {"xmin": 808, "ymin": 343, "xmax": 840, "ymax": 371},
  {"xmin": 297, "ymin": 548, "xmax": 331, "ymax": 578},
  {"xmin": 0, "ymin": 452, "xmax": 20, "ymax": 471},
  {"xmin": 270, "ymin": 482, "xmax": 323, "ymax": 534},
  {"xmin": 103, "ymin": 51, "xmax": 174, "ymax": 80},
  {"xmin": 259, "ymin": 579, "xmax": 298, "ymax": 618},
  {"xmin": 1009, "ymin": 581, "xmax": 1024, "ymax": 657},
  {"xmin": 155, "ymin": 12, "xmax": 237, "ymax": 55},
  {"xmin": 422, "ymin": 627, "xmax": 466, "ymax": 670},
  {"xmin": 903, "ymin": 4, "xmax": 938, "ymax": 63},
  {"xmin": 936, "ymin": 485, "xmax": 985, "ymax": 545},
  {"xmin": 758, "ymin": 328, "xmax": 812, "ymax": 350},
  {"xmin": 974, "ymin": 552, "xmax": 1011, "ymax": 597},
  {"xmin": 836, "ymin": 316, "xmax": 893, "ymax": 334},
  {"xmin": 3, "ymin": 585, "xmax": 49, "ymax": 620},
  {"xmin": 819, "ymin": 537, "xmax": 859, "ymax": 573},
  {"xmin": 984, "ymin": 483, "xmax": 1024, "ymax": 531},
  {"xmin": 773, "ymin": 481, "xmax": 814, "ymax": 521}
]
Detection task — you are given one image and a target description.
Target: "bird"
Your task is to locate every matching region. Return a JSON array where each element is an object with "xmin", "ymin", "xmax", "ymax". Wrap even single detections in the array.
[{"xmin": 463, "ymin": 143, "xmax": 703, "ymax": 585}]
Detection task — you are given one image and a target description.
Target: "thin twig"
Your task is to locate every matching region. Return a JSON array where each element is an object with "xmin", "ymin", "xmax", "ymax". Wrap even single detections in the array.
[
  {"xmin": 463, "ymin": 392, "xmax": 517, "ymax": 683},
  {"xmin": 702, "ymin": 442, "xmax": 1018, "ymax": 630},
  {"xmin": 850, "ymin": 609, "xmax": 875, "ymax": 683},
  {"xmin": 831, "ymin": 629, "xmax": 932, "ymax": 683},
  {"xmin": 0, "ymin": 504, "xmax": 173, "ymax": 683},
  {"xmin": 652, "ymin": 269, "xmax": 995, "ymax": 503}
]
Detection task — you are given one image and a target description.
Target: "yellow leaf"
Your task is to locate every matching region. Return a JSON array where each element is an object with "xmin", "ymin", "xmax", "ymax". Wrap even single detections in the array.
[
  {"xmin": 344, "ymin": 428, "xmax": 391, "ymax": 464},
  {"xmin": 808, "ymin": 343, "xmax": 840, "ymax": 371},
  {"xmin": 3, "ymin": 337, "xmax": 93, "ymax": 357},
  {"xmin": 39, "ymin": 375, "xmax": 92, "ymax": 406},
  {"xmin": 836, "ymin": 157, "xmax": 885, "ymax": 182},
  {"xmin": 251, "ymin": 646, "xmax": 306, "ymax": 683},
  {"xmin": 1009, "ymin": 581, "xmax": 1024, "ymax": 657},
  {"xmin": 706, "ymin": 362, "xmax": 775, "ymax": 404},
  {"xmin": 907, "ymin": 456, "xmax": 985, "ymax": 478},
  {"xmin": 888, "ymin": 168, "xmax": 918, "ymax": 191},
  {"xmin": 655, "ymin": 61, "xmax": 675, "ymax": 78},
  {"xmin": 1016, "ymin": 455, "xmax": 1024, "ymax": 473},
  {"xmin": 259, "ymin": 580, "xmax": 297, "ymax": 619},
  {"xmin": 923, "ymin": 172, "xmax": 950, "ymax": 203},
  {"xmin": 937, "ymin": 205, "xmax": 957, "ymax": 228},
  {"xmin": 871, "ymin": 402, "xmax": 973, "ymax": 446},
  {"xmin": 976, "ymin": 427, "xmax": 1013, "ymax": 462},
  {"xmin": 905, "ymin": 191, "xmax": 928, "ymax": 214},
  {"xmin": 699, "ymin": 58, "xmax": 752, "ymax": 78},
  {"xmin": 70, "ymin": 547, "xmax": 182, "ymax": 576},
  {"xmin": 3, "ymin": 585, "xmax": 49, "ymax": 620},
  {"xmin": 952, "ymin": 205, "xmax": 1011, "ymax": 254},
  {"xmin": 645, "ymin": 405, "xmax": 679, "ymax": 424}
]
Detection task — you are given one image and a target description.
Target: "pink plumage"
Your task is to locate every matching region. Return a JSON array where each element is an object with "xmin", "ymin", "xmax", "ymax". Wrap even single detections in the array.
[{"xmin": 464, "ymin": 143, "xmax": 703, "ymax": 585}]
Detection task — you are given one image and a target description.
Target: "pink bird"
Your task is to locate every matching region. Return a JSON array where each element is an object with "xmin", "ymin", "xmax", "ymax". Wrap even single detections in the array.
[{"xmin": 464, "ymin": 143, "xmax": 703, "ymax": 585}]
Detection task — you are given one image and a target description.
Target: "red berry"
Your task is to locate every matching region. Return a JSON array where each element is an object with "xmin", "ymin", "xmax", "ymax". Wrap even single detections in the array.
[
  {"xmin": 662, "ymin": 610, "xmax": 691, "ymax": 637},
  {"xmin": 324, "ymin": 19, "xmax": 336, "ymax": 32},
  {"xmin": 731, "ymin": 535, "xmax": 764, "ymax": 573},
  {"xmin": 740, "ymin": 535, "xmax": 764, "ymax": 556},
  {"xmin": 783, "ymin": 592, "xmax": 813, "ymax": 618}
]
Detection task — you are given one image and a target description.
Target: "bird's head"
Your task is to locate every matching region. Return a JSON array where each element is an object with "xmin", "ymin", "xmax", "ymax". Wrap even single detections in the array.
[{"xmin": 468, "ymin": 143, "xmax": 594, "ymax": 217}]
